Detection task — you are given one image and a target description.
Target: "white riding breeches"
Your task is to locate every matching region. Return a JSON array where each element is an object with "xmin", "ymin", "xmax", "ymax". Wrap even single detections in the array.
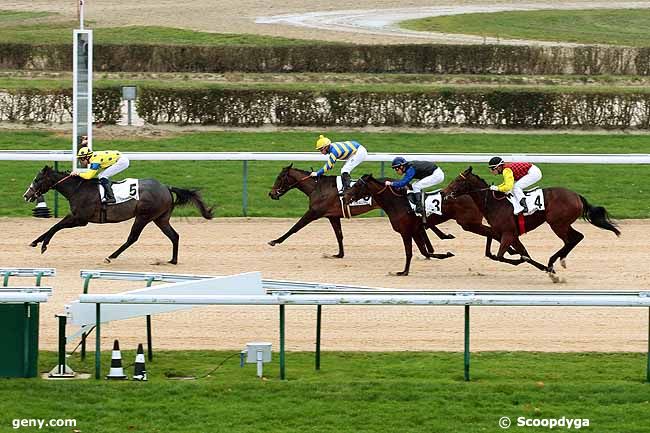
[
  {"xmin": 99, "ymin": 156, "xmax": 130, "ymax": 179},
  {"xmin": 340, "ymin": 145, "xmax": 368, "ymax": 174},
  {"xmin": 412, "ymin": 167, "xmax": 445, "ymax": 192},
  {"xmin": 511, "ymin": 164, "xmax": 542, "ymax": 210}
]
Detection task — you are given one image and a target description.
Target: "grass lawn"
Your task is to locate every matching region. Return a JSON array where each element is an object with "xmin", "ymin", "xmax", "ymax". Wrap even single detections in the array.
[
  {"xmin": 0, "ymin": 10, "xmax": 321, "ymax": 46},
  {"xmin": 400, "ymin": 9, "xmax": 650, "ymax": 47},
  {"xmin": 0, "ymin": 350, "xmax": 647, "ymax": 432},
  {"xmin": 1, "ymin": 130, "xmax": 648, "ymax": 218}
]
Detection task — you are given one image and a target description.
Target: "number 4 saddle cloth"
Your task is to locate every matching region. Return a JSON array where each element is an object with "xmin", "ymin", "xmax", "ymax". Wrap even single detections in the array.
[
  {"xmin": 99, "ymin": 178, "xmax": 139, "ymax": 204},
  {"xmin": 507, "ymin": 188, "xmax": 545, "ymax": 216}
]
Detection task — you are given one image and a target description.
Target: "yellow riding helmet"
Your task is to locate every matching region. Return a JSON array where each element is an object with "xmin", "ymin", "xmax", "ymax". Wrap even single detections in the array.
[
  {"xmin": 315, "ymin": 135, "xmax": 331, "ymax": 149},
  {"xmin": 77, "ymin": 147, "xmax": 93, "ymax": 158}
]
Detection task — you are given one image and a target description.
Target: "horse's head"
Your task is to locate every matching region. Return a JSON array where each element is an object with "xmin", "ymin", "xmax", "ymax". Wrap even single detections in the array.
[
  {"xmin": 23, "ymin": 166, "xmax": 60, "ymax": 202},
  {"xmin": 343, "ymin": 174, "xmax": 374, "ymax": 204},
  {"xmin": 269, "ymin": 163, "xmax": 303, "ymax": 200},
  {"xmin": 443, "ymin": 166, "xmax": 487, "ymax": 199}
]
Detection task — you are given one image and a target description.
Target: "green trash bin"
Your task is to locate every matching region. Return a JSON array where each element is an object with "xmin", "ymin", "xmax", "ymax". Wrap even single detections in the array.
[{"xmin": 0, "ymin": 303, "xmax": 40, "ymax": 378}]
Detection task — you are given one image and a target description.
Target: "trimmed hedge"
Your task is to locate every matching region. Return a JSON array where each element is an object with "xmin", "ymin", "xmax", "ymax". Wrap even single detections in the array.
[
  {"xmin": 136, "ymin": 87, "xmax": 650, "ymax": 129},
  {"xmin": 0, "ymin": 87, "xmax": 122, "ymax": 124},
  {"xmin": 4, "ymin": 86, "xmax": 650, "ymax": 129},
  {"xmin": 2, "ymin": 42, "xmax": 650, "ymax": 75}
]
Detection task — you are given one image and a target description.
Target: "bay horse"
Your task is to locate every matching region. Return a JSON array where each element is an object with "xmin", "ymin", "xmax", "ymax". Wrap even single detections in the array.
[
  {"xmin": 23, "ymin": 166, "xmax": 214, "ymax": 264},
  {"xmin": 343, "ymin": 174, "xmax": 456, "ymax": 276},
  {"xmin": 444, "ymin": 166, "xmax": 620, "ymax": 279},
  {"xmin": 268, "ymin": 164, "xmax": 450, "ymax": 259}
]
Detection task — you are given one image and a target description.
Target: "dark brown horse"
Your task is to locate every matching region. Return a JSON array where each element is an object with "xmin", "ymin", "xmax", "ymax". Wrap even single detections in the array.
[
  {"xmin": 268, "ymin": 165, "xmax": 449, "ymax": 258},
  {"xmin": 343, "ymin": 173, "xmax": 515, "ymax": 260},
  {"xmin": 343, "ymin": 174, "xmax": 455, "ymax": 275},
  {"xmin": 444, "ymin": 167, "xmax": 620, "ymax": 279},
  {"xmin": 23, "ymin": 166, "xmax": 213, "ymax": 264}
]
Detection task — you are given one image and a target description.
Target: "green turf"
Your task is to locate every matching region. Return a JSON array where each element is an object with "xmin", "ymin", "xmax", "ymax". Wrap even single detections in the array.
[
  {"xmin": 0, "ymin": 350, "xmax": 646, "ymax": 433},
  {"xmin": 1, "ymin": 130, "xmax": 648, "ymax": 218},
  {"xmin": 0, "ymin": 11, "xmax": 320, "ymax": 46},
  {"xmin": 401, "ymin": 9, "xmax": 650, "ymax": 47}
]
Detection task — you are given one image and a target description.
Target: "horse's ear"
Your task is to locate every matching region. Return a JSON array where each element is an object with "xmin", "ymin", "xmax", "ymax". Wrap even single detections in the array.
[
  {"xmin": 288, "ymin": 163, "xmax": 293, "ymax": 169},
  {"xmin": 42, "ymin": 165, "xmax": 51, "ymax": 172},
  {"xmin": 466, "ymin": 166, "xmax": 473, "ymax": 173}
]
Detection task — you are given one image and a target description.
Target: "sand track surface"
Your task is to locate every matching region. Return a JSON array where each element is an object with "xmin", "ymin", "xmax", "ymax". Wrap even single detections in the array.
[{"xmin": 1, "ymin": 217, "xmax": 647, "ymax": 352}]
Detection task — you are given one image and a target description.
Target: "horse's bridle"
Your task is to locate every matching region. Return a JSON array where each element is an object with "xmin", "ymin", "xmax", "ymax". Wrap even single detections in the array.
[
  {"xmin": 276, "ymin": 173, "xmax": 311, "ymax": 195},
  {"xmin": 28, "ymin": 174, "xmax": 74, "ymax": 197}
]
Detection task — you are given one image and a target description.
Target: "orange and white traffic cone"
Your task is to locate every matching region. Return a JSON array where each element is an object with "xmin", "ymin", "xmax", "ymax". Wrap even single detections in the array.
[
  {"xmin": 133, "ymin": 343, "xmax": 147, "ymax": 381},
  {"xmin": 106, "ymin": 339, "xmax": 128, "ymax": 380}
]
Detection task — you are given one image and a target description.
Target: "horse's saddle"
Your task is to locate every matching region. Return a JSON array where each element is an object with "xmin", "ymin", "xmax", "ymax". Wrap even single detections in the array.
[
  {"xmin": 506, "ymin": 188, "xmax": 545, "ymax": 216},
  {"xmin": 407, "ymin": 190, "xmax": 444, "ymax": 217},
  {"xmin": 99, "ymin": 178, "xmax": 139, "ymax": 204},
  {"xmin": 336, "ymin": 176, "xmax": 372, "ymax": 207}
]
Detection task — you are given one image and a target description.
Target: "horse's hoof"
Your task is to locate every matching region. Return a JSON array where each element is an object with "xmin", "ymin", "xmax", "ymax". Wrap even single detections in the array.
[
  {"xmin": 29, "ymin": 241, "xmax": 37, "ymax": 247},
  {"xmin": 40, "ymin": 246, "xmax": 47, "ymax": 254},
  {"xmin": 331, "ymin": 254, "xmax": 344, "ymax": 259},
  {"xmin": 560, "ymin": 258, "xmax": 567, "ymax": 269},
  {"xmin": 446, "ymin": 252, "xmax": 455, "ymax": 257},
  {"xmin": 445, "ymin": 234, "xmax": 456, "ymax": 240},
  {"xmin": 268, "ymin": 240, "xmax": 277, "ymax": 247},
  {"xmin": 104, "ymin": 257, "xmax": 112, "ymax": 264},
  {"xmin": 547, "ymin": 271, "xmax": 561, "ymax": 284},
  {"xmin": 168, "ymin": 260, "xmax": 177, "ymax": 265}
]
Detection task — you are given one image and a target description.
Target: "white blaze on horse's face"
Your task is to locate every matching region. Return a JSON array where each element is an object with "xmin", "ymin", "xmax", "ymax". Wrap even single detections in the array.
[{"xmin": 23, "ymin": 183, "xmax": 36, "ymax": 202}]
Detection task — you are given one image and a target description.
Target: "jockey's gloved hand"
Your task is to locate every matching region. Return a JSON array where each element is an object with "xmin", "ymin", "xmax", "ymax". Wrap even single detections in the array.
[
  {"xmin": 385, "ymin": 181, "xmax": 392, "ymax": 186},
  {"xmin": 309, "ymin": 172, "xmax": 318, "ymax": 177},
  {"xmin": 489, "ymin": 185, "xmax": 499, "ymax": 191}
]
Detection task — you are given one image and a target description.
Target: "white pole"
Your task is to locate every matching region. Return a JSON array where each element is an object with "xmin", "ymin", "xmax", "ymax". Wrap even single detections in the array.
[
  {"xmin": 79, "ymin": 0, "xmax": 85, "ymax": 30},
  {"xmin": 256, "ymin": 350, "xmax": 264, "ymax": 378}
]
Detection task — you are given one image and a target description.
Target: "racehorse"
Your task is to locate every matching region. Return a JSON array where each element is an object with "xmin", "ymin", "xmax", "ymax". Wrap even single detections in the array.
[
  {"xmin": 23, "ymin": 166, "xmax": 214, "ymax": 264},
  {"xmin": 343, "ymin": 174, "xmax": 456, "ymax": 275},
  {"xmin": 444, "ymin": 166, "xmax": 620, "ymax": 279},
  {"xmin": 268, "ymin": 164, "xmax": 451, "ymax": 258},
  {"xmin": 343, "ymin": 173, "xmax": 516, "ymax": 261}
]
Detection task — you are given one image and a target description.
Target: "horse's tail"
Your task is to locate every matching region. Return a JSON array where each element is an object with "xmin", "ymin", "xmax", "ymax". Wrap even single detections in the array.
[
  {"xmin": 169, "ymin": 186, "xmax": 214, "ymax": 220},
  {"xmin": 579, "ymin": 195, "xmax": 620, "ymax": 236}
]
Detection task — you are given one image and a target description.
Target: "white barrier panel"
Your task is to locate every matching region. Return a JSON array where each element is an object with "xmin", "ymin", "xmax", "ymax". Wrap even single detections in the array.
[
  {"xmin": 2, "ymin": 151, "xmax": 650, "ymax": 164},
  {"xmin": 67, "ymin": 272, "xmax": 263, "ymax": 326},
  {"xmin": 0, "ymin": 293, "xmax": 49, "ymax": 303},
  {"xmin": 0, "ymin": 268, "xmax": 56, "ymax": 277}
]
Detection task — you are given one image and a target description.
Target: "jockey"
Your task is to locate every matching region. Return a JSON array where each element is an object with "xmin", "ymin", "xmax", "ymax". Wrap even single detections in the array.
[
  {"xmin": 488, "ymin": 156, "xmax": 542, "ymax": 215},
  {"xmin": 310, "ymin": 135, "xmax": 368, "ymax": 192},
  {"xmin": 385, "ymin": 157, "xmax": 444, "ymax": 216},
  {"xmin": 72, "ymin": 147, "xmax": 130, "ymax": 204}
]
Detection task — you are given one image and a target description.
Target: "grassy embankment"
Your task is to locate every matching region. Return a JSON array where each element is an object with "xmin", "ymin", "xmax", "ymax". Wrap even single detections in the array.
[{"xmin": 401, "ymin": 8, "xmax": 650, "ymax": 47}]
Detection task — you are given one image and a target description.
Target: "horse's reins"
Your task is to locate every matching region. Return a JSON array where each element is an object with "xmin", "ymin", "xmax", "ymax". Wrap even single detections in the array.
[{"xmin": 281, "ymin": 174, "xmax": 312, "ymax": 192}]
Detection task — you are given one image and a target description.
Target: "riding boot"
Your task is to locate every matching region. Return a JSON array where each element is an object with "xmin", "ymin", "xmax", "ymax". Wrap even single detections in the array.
[
  {"xmin": 407, "ymin": 192, "xmax": 422, "ymax": 215},
  {"xmin": 100, "ymin": 178, "xmax": 116, "ymax": 204},
  {"xmin": 341, "ymin": 172, "xmax": 351, "ymax": 194}
]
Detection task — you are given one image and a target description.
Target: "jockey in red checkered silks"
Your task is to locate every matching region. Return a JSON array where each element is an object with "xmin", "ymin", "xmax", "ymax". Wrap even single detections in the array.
[{"xmin": 488, "ymin": 157, "xmax": 542, "ymax": 215}]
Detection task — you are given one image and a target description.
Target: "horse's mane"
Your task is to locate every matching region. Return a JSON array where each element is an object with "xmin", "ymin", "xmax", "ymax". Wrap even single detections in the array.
[{"xmin": 467, "ymin": 170, "xmax": 488, "ymax": 187}]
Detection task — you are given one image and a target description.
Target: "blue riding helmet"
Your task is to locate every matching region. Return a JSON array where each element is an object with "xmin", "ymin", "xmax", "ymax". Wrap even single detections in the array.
[{"xmin": 391, "ymin": 157, "xmax": 407, "ymax": 168}]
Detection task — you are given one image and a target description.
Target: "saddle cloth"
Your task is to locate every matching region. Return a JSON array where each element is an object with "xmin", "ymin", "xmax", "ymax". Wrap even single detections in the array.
[
  {"xmin": 99, "ymin": 178, "xmax": 139, "ymax": 204},
  {"xmin": 507, "ymin": 188, "xmax": 545, "ymax": 216},
  {"xmin": 336, "ymin": 176, "xmax": 372, "ymax": 207},
  {"xmin": 407, "ymin": 191, "xmax": 443, "ymax": 217}
]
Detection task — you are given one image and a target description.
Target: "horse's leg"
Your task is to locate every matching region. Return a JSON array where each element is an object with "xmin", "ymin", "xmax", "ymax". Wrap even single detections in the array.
[
  {"xmin": 327, "ymin": 217, "xmax": 345, "ymax": 258},
  {"xmin": 414, "ymin": 228, "xmax": 453, "ymax": 260},
  {"xmin": 458, "ymin": 223, "xmax": 518, "ymax": 257},
  {"xmin": 395, "ymin": 233, "xmax": 413, "ymax": 276},
  {"xmin": 268, "ymin": 210, "xmax": 318, "ymax": 246},
  {"xmin": 428, "ymin": 225, "xmax": 455, "ymax": 240},
  {"xmin": 547, "ymin": 224, "xmax": 585, "ymax": 272},
  {"xmin": 154, "ymin": 213, "xmax": 180, "ymax": 264},
  {"xmin": 30, "ymin": 215, "xmax": 86, "ymax": 254},
  {"xmin": 509, "ymin": 237, "xmax": 550, "ymax": 272},
  {"xmin": 489, "ymin": 232, "xmax": 527, "ymax": 266},
  {"xmin": 106, "ymin": 216, "xmax": 151, "ymax": 263}
]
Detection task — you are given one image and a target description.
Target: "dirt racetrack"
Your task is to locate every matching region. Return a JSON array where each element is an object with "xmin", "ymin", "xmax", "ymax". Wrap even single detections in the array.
[{"xmin": 1, "ymin": 216, "xmax": 648, "ymax": 353}]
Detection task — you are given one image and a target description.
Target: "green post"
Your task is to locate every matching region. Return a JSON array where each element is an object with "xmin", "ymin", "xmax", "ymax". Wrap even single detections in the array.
[
  {"xmin": 464, "ymin": 305, "xmax": 470, "ymax": 382},
  {"xmin": 316, "ymin": 305, "xmax": 322, "ymax": 370},
  {"xmin": 23, "ymin": 304, "xmax": 30, "ymax": 377},
  {"xmin": 95, "ymin": 303, "xmax": 101, "ymax": 380},
  {"xmin": 54, "ymin": 161, "xmax": 59, "ymax": 217},
  {"xmin": 280, "ymin": 304, "xmax": 285, "ymax": 380},
  {"xmin": 2, "ymin": 272, "xmax": 9, "ymax": 287},
  {"xmin": 81, "ymin": 274, "xmax": 93, "ymax": 360},
  {"xmin": 34, "ymin": 272, "xmax": 43, "ymax": 287},
  {"xmin": 242, "ymin": 160, "xmax": 248, "ymax": 217},
  {"xmin": 146, "ymin": 277, "xmax": 155, "ymax": 361}
]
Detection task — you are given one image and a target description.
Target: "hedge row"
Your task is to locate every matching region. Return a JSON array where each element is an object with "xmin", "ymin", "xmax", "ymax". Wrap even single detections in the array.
[
  {"xmin": 135, "ymin": 88, "xmax": 650, "ymax": 129},
  {"xmin": 2, "ymin": 43, "xmax": 650, "ymax": 75},
  {"xmin": 0, "ymin": 87, "xmax": 122, "ymax": 123}
]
